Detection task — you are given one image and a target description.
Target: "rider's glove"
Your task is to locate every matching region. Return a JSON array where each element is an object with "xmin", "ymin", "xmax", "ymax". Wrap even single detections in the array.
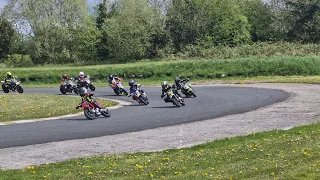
[{"xmin": 161, "ymin": 95, "xmax": 165, "ymax": 98}]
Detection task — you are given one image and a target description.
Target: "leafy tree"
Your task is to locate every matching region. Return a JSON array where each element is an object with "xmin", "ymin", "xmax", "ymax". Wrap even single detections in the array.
[
  {"xmin": 3, "ymin": 0, "xmax": 99, "ymax": 64},
  {"xmin": 166, "ymin": 0, "xmax": 251, "ymax": 48},
  {"xmin": 285, "ymin": 0, "xmax": 320, "ymax": 43},
  {"xmin": 208, "ymin": 0, "xmax": 251, "ymax": 46},
  {"xmin": 166, "ymin": 0, "xmax": 211, "ymax": 50},
  {"xmin": 0, "ymin": 18, "xmax": 15, "ymax": 60},
  {"xmin": 238, "ymin": 0, "xmax": 275, "ymax": 42},
  {"xmin": 102, "ymin": 0, "xmax": 166, "ymax": 61}
]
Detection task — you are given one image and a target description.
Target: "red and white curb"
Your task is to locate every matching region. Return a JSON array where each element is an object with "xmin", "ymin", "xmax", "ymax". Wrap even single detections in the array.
[{"xmin": 0, "ymin": 98, "xmax": 131, "ymax": 126}]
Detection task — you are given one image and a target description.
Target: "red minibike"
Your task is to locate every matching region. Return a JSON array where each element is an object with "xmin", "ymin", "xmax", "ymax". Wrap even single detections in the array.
[{"xmin": 81, "ymin": 99, "xmax": 111, "ymax": 120}]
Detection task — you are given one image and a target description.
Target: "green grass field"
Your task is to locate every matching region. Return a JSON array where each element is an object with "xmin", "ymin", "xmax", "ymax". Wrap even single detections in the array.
[
  {"xmin": 0, "ymin": 94, "xmax": 118, "ymax": 122},
  {"xmin": 0, "ymin": 123, "xmax": 319, "ymax": 180}
]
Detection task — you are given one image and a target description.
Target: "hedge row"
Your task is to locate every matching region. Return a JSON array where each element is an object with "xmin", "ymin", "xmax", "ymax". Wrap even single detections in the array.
[{"xmin": 2, "ymin": 55, "xmax": 320, "ymax": 84}]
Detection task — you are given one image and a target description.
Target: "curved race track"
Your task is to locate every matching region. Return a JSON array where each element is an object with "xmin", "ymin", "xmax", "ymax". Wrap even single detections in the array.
[{"xmin": 0, "ymin": 86, "xmax": 289, "ymax": 149}]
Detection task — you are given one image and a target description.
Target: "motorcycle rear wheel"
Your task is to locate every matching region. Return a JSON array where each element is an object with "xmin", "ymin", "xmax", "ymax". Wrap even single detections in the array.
[
  {"xmin": 84, "ymin": 109, "xmax": 96, "ymax": 120},
  {"xmin": 2, "ymin": 84, "xmax": 9, "ymax": 93}
]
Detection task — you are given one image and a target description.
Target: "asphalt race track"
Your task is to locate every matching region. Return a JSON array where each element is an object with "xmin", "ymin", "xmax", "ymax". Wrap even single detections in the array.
[{"xmin": 0, "ymin": 86, "xmax": 289, "ymax": 149}]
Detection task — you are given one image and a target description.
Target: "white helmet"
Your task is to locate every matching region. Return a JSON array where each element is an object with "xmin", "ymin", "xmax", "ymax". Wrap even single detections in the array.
[{"xmin": 79, "ymin": 72, "xmax": 84, "ymax": 77}]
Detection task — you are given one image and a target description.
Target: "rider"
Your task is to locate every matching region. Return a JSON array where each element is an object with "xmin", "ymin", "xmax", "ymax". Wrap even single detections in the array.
[
  {"xmin": 61, "ymin": 74, "xmax": 69, "ymax": 82},
  {"xmin": 76, "ymin": 92, "xmax": 101, "ymax": 115},
  {"xmin": 127, "ymin": 79, "xmax": 144, "ymax": 98},
  {"xmin": 77, "ymin": 72, "xmax": 87, "ymax": 89},
  {"xmin": 4, "ymin": 72, "xmax": 15, "ymax": 85},
  {"xmin": 108, "ymin": 74, "xmax": 121, "ymax": 86},
  {"xmin": 174, "ymin": 77, "xmax": 190, "ymax": 90},
  {"xmin": 160, "ymin": 81, "xmax": 175, "ymax": 102}
]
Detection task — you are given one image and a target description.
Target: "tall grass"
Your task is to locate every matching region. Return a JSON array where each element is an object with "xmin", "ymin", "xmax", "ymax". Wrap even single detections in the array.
[{"xmin": 2, "ymin": 55, "xmax": 320, "ymax": 84}]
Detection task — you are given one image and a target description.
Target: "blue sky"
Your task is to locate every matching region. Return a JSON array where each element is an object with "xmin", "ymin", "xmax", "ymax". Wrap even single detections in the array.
[{"xmin": 0, "ymin": 0, "xmax": 99, "ymax": 11}]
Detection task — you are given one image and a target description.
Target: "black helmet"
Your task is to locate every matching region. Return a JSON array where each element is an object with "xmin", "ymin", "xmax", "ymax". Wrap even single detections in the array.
[
  {"xmin": 128, "ymin": 79, "xmax": 135, "ymax": 86},
  {"xmin": 175, "ymin": 77, "xmax": 180, "ymax": 84},
  {"xmin": 108, "ymin": 74, "xmax": 114, "ymax": 80}
]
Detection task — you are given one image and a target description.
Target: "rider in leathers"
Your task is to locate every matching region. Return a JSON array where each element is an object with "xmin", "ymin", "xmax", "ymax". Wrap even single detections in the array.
[
  {"xmin": 127, "ymin": 79, "xmax": 144, "ymax": 98},
  {"xmin": 174, "ymin": 77, "xmax": 189, "ymax": 91},
  {"xmin": 76, "ymin": 92, "xmax": 101, "ymax": 115},
  {"xmin": 108, "ymin": 74, "xmax": 121, "ymax": 86},
  {"xmin": 4, "ymin": 72, "xmax": 15, "ymax": 85},
  {"xmin": 161, "ymin": 81, "xmax": 184, "ymax": 103}
]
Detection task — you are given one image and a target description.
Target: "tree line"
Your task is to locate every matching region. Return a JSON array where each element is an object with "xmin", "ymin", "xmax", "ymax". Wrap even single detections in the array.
[{"xmin": 0, "ymin": 0, "xmax": 320, "ymax": 66}]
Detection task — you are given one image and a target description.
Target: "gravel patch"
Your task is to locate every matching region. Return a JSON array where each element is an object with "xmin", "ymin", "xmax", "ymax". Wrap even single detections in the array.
[{"xmin": 1, "ymin": 83, "xmax": 320, "ymax": 170}]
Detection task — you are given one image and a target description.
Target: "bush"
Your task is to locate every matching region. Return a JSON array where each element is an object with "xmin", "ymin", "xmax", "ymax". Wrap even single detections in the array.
[
  {"xmin": 5, "ymin": 54, "xmax": 34, "ymax": 67},
  {"xmin": 177, "ymin": 42, "xmax": 320, "ymax": 59}
]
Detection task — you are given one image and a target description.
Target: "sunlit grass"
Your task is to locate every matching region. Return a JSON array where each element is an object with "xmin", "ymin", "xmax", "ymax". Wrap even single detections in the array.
[
  {"xmin": 0, "ymin": 123, "xmax": 319, "ymax": 179},
  {"xmin": 0, "ymin": 94, "xmax": 118, "ymax": 122}
]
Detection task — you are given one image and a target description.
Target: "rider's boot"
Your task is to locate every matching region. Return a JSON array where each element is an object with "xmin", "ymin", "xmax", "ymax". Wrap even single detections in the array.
[{"xmin": 95, "ymin": 108, "xmax": 101, "ymax": 115}]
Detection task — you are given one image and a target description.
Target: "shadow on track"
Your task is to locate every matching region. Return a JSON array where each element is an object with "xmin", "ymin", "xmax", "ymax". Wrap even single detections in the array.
[
  {"xmin": 149, "ymin": 106, "xmax": 179, "ymax": 109},
  {"xmin": 123, "ymin": 104, "xmax": 145, "ymax": 107},
  {"xmin": 56, "ymin": 94, "xmax": 80, "ymax": 96},
  {"xmin": 58, "ymin": 117, "xmax": 110, "ymax": 121}
]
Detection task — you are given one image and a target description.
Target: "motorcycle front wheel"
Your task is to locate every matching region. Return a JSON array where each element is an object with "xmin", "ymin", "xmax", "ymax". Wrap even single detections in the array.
[
  {"xmin": 60, "ymin": 86, "xmax": 67, "ymax": 94},
  {"xmin": 17, "ymin": 86, "xmax": 24, "ymax": 93},
  {"xmin": 89, "ymin": 84, "xmax": 95, "ymax": 91},
  {"xmin": 121, "ymin": 89, "xmax": 128, "ymax": 96},
  {"xmin": 190, "ymin": 90, "xmax": 196, "ymax": 97},
  {"xmin": 73, "ymin": 87, "xmax": 79, "ymax": 94},
  {"xmin": 113, "ymin": 88, "xmax": 120, "ymax": 95},
  {"xmin": 172, "ymin": 97, "xmax": 182, "ymax": 107},
  {"xmin": 84, "ymin": 108, "xmax": 96, "ymax": 120},
  {"xmin": 139, "ymin": 96, "xmax": 149, "ymax": 105},
  {"xmin": 101, "ymin": 109, "xmax": 111, "ymax": 117}
]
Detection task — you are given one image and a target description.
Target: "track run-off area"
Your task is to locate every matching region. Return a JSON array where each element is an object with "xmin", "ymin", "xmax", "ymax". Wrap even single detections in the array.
[{"xmin": 1, "ymin": 83, "xmax": 319, "ymax": 169}]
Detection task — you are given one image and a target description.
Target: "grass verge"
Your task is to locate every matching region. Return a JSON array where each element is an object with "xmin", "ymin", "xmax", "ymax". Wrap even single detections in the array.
[
  {"xmin": 0, "ymin": 123, "xmax": 319, "ymax": 179},
  {"xmin": 0, "ymin": 94, "xmax": 118, "ymax": 122},
  {"xmin": 3, "ymin": 55, "xmax": 320, "ymax": 85}
]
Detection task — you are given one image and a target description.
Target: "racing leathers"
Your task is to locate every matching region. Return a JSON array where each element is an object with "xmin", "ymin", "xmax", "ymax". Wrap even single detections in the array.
[
  {"xmin": 128, "ymin": 83, "xmax": 144, "ymax": 98},
  {"xmin": 175, "ymin": 78, "xmax": 190, "ymax": 91},
  {"xmin": 161, "ymin": 84, "xmax": 173, "ymax": 102}
]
